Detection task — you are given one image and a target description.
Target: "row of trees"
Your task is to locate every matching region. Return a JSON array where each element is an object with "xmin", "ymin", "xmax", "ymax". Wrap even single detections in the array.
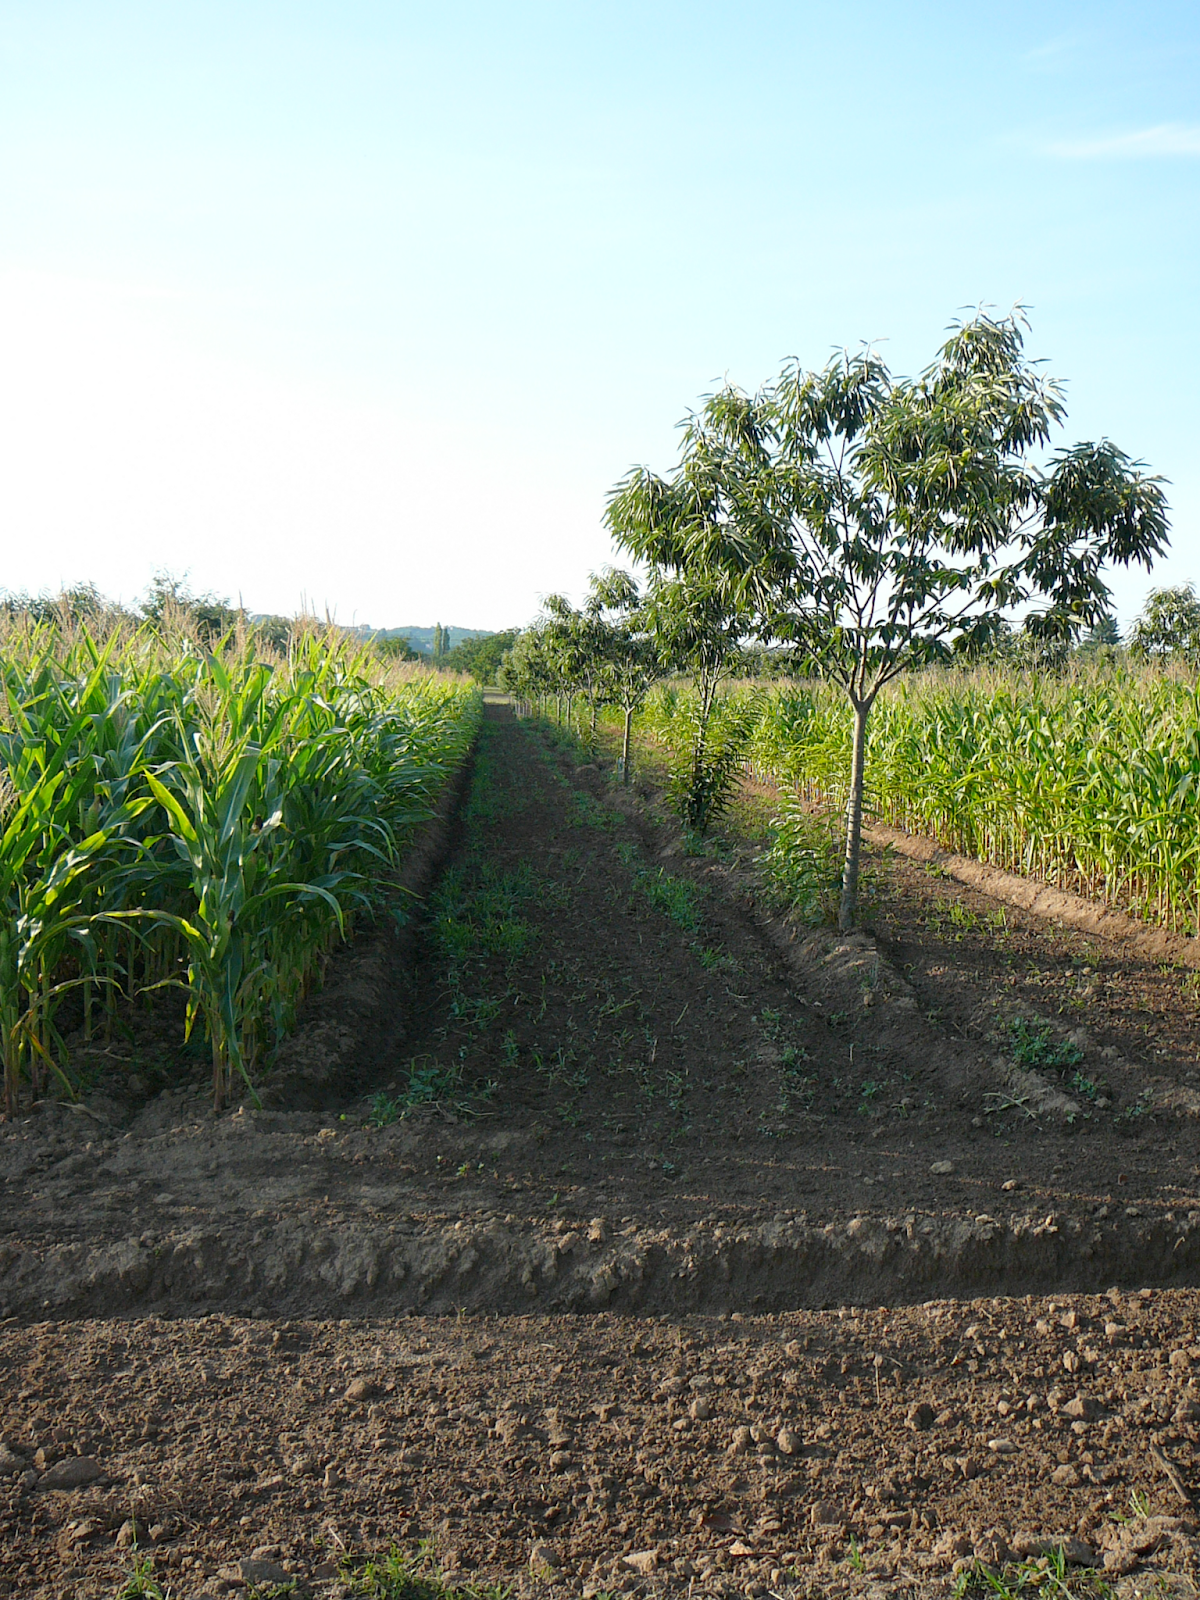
[
  {"xmin": 500, "ymin": 573, "xmax": 666, "ymax": 783},
  {"xmin": 596, "ymin": 309, "xmax": 1170, "ymax": 930}
]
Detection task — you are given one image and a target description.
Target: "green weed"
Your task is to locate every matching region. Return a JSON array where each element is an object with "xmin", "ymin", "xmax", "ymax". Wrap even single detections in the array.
[
  {"xmin": 367, "ymin": 1091, "xmax": 404, "ymax": 1127},
  {"xmin": 952, "ymin": 1546, "xmax": 1115, "ymax": 1599},
  {"xmin": 337, "ymin": 1545, "xmax": 511, "ymax": 1600},
  {"xmin": 371, "ymin": 1055, "xmax": 493, "ymax": 1118},
  {"xmin": 114, "ymin": 1556, "xmax": 170, "ymax": 1600},
  {"xmin": 1116, "ymin": 1088, "xmax": 1154, "ymax": 1124},
  {"xmin": 568, "ymin": 790, "xmax": 619, "ymax": 832},
  {"xmin": 1009, "ymin": 1018, "xmax": 1084, "ymax": 1072}
]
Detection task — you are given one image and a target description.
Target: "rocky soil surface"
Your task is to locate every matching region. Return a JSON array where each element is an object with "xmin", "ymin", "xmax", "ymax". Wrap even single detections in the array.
[{"xmin": 4, "ymin": 1294, "xmax": 1200, "ymax": 1600}]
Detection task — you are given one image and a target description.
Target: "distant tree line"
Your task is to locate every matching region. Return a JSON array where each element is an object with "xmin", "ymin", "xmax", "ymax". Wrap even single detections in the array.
[{"xmin": 0, "ymin": 573, "xmax": 296, "ymax": 649}]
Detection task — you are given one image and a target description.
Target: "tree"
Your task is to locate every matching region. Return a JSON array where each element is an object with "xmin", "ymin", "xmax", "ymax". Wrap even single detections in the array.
[
  {"xmin": 375, "ymin": 633, "xmax": 421, "ymax": 662},
  {"xmin": 606, "ymin": 423, "xmax": 779, "ymax": 830},
  {"xmin": 141, "ymin": 571, "xmax": 238, "ymax": 641},
  {"xmin": 966, "ymin": 617, "xmax": 1071, "ymax": 673},
  {"xmin": 585, "ymin": 569, "xmax": 668, "ymax": 783},
  {"xmin": 1128, "ymin": 585, "xmax": 1200, "ymax": 665},
  {"xmin": 0, "ymin": 583, "xmax": 132, "ymax": 631},
  {"xmin": 609, "ymin": 310, "xmax": 1169, "ymax": 924},
  {"xmin": 537, "ymin": 595, "xmax": 611, "ymax": 737},
  {"xmin": 443, "ymin": 630, "xmax": 520, "ymax": 683},
  {"xmin": 1077, "ymin": 612, "xmax": 1121, "ymax": 654},
  {"xmin": 431, "ymin": 623, "xmax": 449, "ymax": 661},
  {"xmin": 498, "ymin": 622, "xmax": 565, "ymax": 715}
]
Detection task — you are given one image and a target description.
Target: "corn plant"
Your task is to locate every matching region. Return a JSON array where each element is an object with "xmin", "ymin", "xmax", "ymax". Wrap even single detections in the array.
[
  {"xmin": 744, "ymin": 660, "xmax": 1200, "ymax": 936},
  {"xmin": 0, "ymin": 614, "xmax": 480, "ymax": 1114}
]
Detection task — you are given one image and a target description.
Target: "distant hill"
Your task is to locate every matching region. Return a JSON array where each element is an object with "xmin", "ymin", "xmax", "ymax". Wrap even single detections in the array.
[{"xmin": 371, "ymin": 625, "xmax": 494, "ymax": 654}]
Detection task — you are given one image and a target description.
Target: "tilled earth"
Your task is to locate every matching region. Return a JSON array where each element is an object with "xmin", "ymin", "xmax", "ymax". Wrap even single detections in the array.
[
  {"xmin": 5, "ymin": 1293, "xmax": 1200, "ymax": 1599},
  {"xmin": 4, "ymin": 704, "xmax": 1200, "ymax": 1595}
]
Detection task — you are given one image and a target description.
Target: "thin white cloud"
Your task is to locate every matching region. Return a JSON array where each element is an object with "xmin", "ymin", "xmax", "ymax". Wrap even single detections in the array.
[
  {"xmin": 1049, "ymin": 123, "xmax": 1200, "ymax": 159},
  {"xmin": 1023, "ymin": 35, "xmax": 1080, "ymax": 67}
]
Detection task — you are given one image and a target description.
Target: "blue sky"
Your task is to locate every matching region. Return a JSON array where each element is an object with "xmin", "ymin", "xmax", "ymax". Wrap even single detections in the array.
[{"xmin": 1, "ymin": 1, "xmax": 1196, "ymax": 630}]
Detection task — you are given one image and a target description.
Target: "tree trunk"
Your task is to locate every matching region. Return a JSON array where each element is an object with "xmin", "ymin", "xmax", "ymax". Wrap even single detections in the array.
[
  {"xmin": 622, "ymin": 706, "xmax": 633, "ymax": 784},
  {"xmin": 838, "ymin": 695, "xmax": 872, "ymax": 932}
]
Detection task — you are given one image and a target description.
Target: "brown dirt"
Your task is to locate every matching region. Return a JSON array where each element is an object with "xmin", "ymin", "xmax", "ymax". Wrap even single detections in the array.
[
  {"xmin": 5, "ymin": 703, "xmax": 1200, "ymax": 1596},
  {"xmin": 5, "ymin": 1295, "xmax": 1200, "ymax": 1598}
]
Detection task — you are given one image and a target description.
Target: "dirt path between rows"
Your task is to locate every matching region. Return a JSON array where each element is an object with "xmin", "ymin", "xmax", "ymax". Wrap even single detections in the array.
[{"xmin": 5, "ymin": 706, "xmax": 1200, "ymax": 1597}]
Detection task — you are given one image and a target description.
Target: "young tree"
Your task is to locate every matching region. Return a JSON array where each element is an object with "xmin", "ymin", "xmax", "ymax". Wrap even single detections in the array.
[
  {"xmin": 498, "ymin": 623, "xmax": 563, "ymax": 717},
  {"xmin": 586, "ymin": 569, "xmax": 667, "ymax": 783},
  {"xmin": 1128, "ymin": 585, "xmax": 1200, "ymax": 665},
  {"xmin": 760, "ymin": 313, "xmax": 1167, "ymax": 926},
  {"xmin": 609, "ymin": 310, "xmax": 1169, "ymax": 922},
  {"xmin": 538, "ymin": 594, "xmax": 611, "ymax": 737},
  {"xmin": 606, "ymin": 421, "xmax": 780, "ymax": 830}
]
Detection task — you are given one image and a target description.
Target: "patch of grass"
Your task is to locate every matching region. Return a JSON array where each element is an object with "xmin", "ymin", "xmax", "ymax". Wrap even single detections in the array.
[
  {"xmin": 460, "ymin": 725, "xmax": 522, "ymax": 826},
  {"xmin": 337, "ymin": 1546, "xmax": 511, "ymax": 1600},
  {"xmin": 568, "ymin": 789, "xmax": 619, "ymax": 832},
  {"xmin": 638, "ymin": 867, "xmax": 703, "ymax": 931},
  {"xmin": 368, "ymin": 1054, "xmax": 496, "ymax": 1123},
  {"xmin": 952, "ymin": 1548, "xmax": 1115, "ymax": 1599},
  {"xmin": 697, "ymin": 944, "xmax": 739, "ymax": 972},
  {"xmin": 430, "ymin": 861, "xmax": 540, "ymax": 965},
  {"xmin": 1009, "ymin": 1018, "xmax": 1084, "ymax": 1072},
  {"xmin": 614, "ymin": 839, "xmax": 705, "ymax": 932}
]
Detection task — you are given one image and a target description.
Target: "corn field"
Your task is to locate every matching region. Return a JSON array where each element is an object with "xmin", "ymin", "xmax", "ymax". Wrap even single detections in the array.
[
  {"xmin": 0, "ymin": 616, "xmax": 479, "ymax": 1114},
  {"xmin": 733, "ymin": 664, "xmax": 1200, "ymax": 936}
]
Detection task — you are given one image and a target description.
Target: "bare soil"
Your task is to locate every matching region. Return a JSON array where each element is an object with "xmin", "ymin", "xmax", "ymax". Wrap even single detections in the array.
[
  {"xmin": 5, "ymin": 1296, "xmax": 1200, "ymax": 1599},
  {"xmin": 4, "ymin": 702, "xmax": 1200, "ymax": 1597}
]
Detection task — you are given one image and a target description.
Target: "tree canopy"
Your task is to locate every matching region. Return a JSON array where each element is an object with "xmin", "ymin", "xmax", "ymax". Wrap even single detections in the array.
[{"xmin": 1128, "ymin": 585, "xmax": 1200, "ymax": 665}]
